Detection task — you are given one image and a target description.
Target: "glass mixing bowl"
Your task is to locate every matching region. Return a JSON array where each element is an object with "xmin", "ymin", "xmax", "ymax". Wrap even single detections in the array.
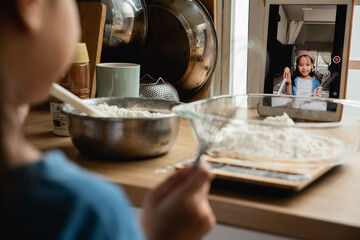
[{"xmin": 172, "ymin": 94, "xmax": 360, "ymax": 168}]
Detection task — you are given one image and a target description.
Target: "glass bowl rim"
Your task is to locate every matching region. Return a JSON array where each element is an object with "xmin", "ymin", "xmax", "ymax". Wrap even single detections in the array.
[{"xmin": 172, "ymin": 93, "xmax": 360, "ymax": 129}]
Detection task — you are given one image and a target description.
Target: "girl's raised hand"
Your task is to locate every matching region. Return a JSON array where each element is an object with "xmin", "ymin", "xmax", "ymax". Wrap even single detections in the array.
[
  {"xmin": 283, "ymin": 67, "xmax": 292, "ymax": 95},
  {"xmin": 141, "ymin": 163, "xmax": 215, "ymax": 240},
  {"xmin": 283, "ymin": 67, "xmax": 291, "ymax": 85}
]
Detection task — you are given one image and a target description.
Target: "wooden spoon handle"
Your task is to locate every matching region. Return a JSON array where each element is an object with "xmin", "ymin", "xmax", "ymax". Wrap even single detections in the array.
[{"xmin": 50, "ymin": 83, "xmax": 105, "ymax": 117}]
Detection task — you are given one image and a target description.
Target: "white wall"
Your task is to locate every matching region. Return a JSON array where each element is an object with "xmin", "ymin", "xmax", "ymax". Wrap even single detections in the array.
[
  {"xmin": 346, "ymin": 5, "xmax": 360, "ymax": 100},
  {"xmin": 277, "ymin": 5, "xmax": 288, "ymax": 44},
  {"xmin": 346, "ymin": 70, "xmax": 360, "ymax": 100},
  {"xmin": 247, "ymin": 0, "xmax": 266, "ymax": 94},
  {"xmin": 349, "ymin": 5, "xmax": 360, "ymax": 60},
  {"xmin": 230, "ymin": 0, "xmax": 249, "ymax": 95}
]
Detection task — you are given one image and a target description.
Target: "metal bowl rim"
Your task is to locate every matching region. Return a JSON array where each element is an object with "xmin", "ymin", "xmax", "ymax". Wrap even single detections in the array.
[{"xmin": 59, "ymin": 97, "xmax": 181, "ymax": 120}]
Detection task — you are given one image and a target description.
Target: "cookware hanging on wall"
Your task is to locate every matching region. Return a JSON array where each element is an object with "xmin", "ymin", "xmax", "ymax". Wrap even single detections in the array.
[
  {"xmin": 136, "ymin": 0, "xmax": 218, "ymax": 101},
  {"xmin": 77, "ymin": 0, "xmax": 148, "ymax": 62},
  {"xmin": 77, "ymin": 0, "xmax": 217, "ymax": 102},
  {"xmin": 102, "ymin": 0, "xmax": 148, "ymax": 62}
]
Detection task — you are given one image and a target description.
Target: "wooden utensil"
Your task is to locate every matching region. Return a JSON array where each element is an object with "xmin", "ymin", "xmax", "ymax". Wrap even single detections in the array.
[{"xmin": 50, "ymin": 83, "xmax": 105, "ymax": 117}]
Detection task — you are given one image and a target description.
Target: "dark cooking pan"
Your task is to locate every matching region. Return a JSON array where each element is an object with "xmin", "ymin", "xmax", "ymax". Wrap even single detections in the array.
[
  {"xmin": 77, "ymin": 0, "xmax": 148, "ymax": 62},
  {"xmin": 137, "ymin": 0, "xmax": 218, "ymax": 101}
]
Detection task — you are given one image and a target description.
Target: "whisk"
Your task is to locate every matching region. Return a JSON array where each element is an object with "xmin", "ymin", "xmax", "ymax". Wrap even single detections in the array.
[{"xmin": 179, "ymin": 102, "xmax": 237, "ymax": 169}]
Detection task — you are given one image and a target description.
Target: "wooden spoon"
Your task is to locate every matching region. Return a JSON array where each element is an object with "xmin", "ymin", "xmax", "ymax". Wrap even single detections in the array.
[{"xmin": 50, "ymin": 83, "xmax": 106, "ymax": 117}]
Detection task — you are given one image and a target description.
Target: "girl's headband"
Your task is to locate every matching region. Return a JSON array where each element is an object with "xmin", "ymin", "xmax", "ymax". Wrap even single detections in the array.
[{"xmin": 296, "ymin": 50, "xmax": 314, "ymax": 62}]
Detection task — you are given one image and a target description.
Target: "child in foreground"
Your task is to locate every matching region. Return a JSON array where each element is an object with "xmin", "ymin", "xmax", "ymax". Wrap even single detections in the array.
[{"xmin": 0, "ymin": 1, "xmax": 215, "ymax": 239}]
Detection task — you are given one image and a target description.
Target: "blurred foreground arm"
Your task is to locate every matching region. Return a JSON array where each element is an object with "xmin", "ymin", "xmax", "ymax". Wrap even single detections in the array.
[{"xmin": 142, "ymin": 163, "xmax": 215, "ymax": 240}]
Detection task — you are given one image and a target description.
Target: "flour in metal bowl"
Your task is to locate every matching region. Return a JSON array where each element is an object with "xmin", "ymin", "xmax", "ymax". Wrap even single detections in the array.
[{"xmin": 93, "ymin": 103, "xmax": 165, "ymax": 118}]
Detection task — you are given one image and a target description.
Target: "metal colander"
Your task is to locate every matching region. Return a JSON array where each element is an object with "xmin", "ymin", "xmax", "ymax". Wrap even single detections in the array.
[{"xmin": 139, "ymin": 74, "xmax": 180, "ymax": 102}]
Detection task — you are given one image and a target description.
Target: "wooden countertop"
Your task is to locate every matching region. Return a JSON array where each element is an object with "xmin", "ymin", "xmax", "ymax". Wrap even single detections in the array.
[{"xmin": 25, "ymin": 105, "xmax": 360, "ymax": 240}]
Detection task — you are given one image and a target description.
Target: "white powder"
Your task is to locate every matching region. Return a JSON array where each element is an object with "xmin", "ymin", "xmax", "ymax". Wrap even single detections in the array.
[
  {"xmin": 154, "ymin": 165, "xmax": 174, "ymax": 174},
  {"xmin": 93, "ymin": 103, "xmax": 163, "ymax": 118},
  {"xmin": 214, "ymin": 113, "xmax": 343, "ymax": 161},
  {"xmin": 154, "ymin": 169, "xmax": 168, "ymax": 174},
  {"xmin": 263, "ymin": 112, "xmax": 295, "ymax": 125}
]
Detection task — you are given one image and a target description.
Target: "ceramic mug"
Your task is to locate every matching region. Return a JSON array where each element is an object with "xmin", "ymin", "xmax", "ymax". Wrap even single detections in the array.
[{"xmin": 96, "ymin": 63, "xmax": 140, "ymax": 97}]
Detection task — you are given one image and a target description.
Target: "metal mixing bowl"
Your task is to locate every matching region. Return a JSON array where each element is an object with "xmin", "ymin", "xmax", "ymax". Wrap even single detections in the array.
[{"xmin": 60, "ymin": 97, "xmax": 181, "ymax": 160}]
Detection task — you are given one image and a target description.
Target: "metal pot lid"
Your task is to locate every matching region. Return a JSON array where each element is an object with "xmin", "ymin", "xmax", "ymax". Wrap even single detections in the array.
[
  {"xmin": 86, "ymin": 0, "xmax": 149, "ymax": 62},
  {"xmin": 135, "ymin": 0, "xmax": 218, "ymax": 102}
]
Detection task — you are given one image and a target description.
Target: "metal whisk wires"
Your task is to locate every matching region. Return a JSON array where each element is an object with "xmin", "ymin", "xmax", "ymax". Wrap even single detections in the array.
[{"xmin": 190, "ymin": 103, "xmax": 237, "ymax": 169}]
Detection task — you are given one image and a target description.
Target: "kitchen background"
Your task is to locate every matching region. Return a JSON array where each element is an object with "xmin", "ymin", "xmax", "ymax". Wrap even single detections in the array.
[{"xmin": 213, "ymin": 0, "xmax": 360, "ymax": 103}]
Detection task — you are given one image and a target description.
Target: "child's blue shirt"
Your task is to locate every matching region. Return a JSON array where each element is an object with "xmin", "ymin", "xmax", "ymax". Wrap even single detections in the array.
[
  {"xmin": 10, "ymin": 150, "xmax": 145, "ymax": 240},
  {"xmin": 292, "ymin": 77, "xmax": 320, "ymax": 96}
]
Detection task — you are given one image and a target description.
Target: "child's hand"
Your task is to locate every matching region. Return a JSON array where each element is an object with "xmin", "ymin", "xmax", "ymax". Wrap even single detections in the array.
[
  {"xmin": 313, "ymin": 86, "xmax": 322, "ymax": 97},
  {"xmin": 16, "ymin": 104, "xmax": 30, "ymax": 126},
  {"xmin": 142, "ymin": 163, "xmax": 215, "ymax": 240},
  {"xmin": 283, "ymin": 67, "xmax": 291, "ymax": 85},
  {"xmin": 283, "ymin": 67, "xmax": 292, "ymax": 94}
]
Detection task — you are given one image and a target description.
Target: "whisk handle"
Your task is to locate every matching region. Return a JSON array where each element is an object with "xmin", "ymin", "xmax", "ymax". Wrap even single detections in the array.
[{"xmin": 193, "ymin": 145, "xmax": 208, "ymax": 169}]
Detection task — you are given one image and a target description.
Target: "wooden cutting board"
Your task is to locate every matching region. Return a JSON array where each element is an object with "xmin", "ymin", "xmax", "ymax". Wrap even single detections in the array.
[
  {"xmin": 175, "ymin": 155, "xmax": 333, "ymax": 191},
  {"xmin": 77, "ymin": 2, "xmax": 106, "ymax": 98}
]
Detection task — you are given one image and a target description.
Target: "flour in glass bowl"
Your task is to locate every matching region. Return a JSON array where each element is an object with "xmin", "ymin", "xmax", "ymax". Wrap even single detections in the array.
[
  {"xmin": 214, "ymin": 113, "xmax": 344, "ymax": 161},
  {"xmin": 93, "ymin": 103, "xmax": 164, "ymax": 118}
]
